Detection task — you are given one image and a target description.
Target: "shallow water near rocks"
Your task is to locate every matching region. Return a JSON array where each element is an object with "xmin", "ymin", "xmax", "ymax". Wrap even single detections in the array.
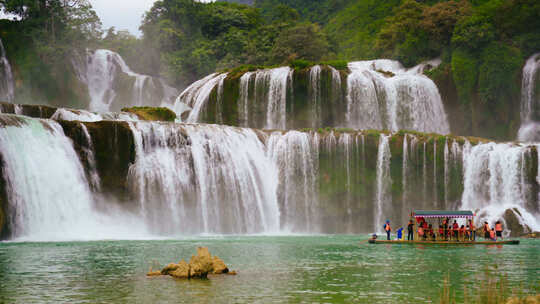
[{"xmin": 0, "ymin": 236, "xmax": 538, "ymax": 303}]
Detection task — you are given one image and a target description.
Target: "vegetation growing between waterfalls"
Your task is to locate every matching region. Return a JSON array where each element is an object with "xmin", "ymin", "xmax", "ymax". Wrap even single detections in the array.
[{"xmin": 121, "ymin": 107, "xmax": 177, "ymax": 122}]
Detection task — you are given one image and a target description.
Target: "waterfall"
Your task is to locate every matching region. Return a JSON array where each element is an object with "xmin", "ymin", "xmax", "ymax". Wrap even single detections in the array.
[
  {"xmin": 238, "ymin": 72, "xmax": 254, "ymax": 127},
  {"xmin": 402, "ymin": 134, "xmax": 409, "ymax": 223},
  {"xmin": 309, "ymin": 65, "xmax": 322, "ymax": 128},
  {"xmin": 422, "ymin": 142, "xmax": 427, "ymax": 207},
  {"xmin": 339, "ymin": 133, "xmax": 353, "ymax": 232},
  {"xmin": 176, "ymin": 73, "xmax": 227, "ymax": 123},
  {"xmin": 461, "ymin": 142, "xmax": 540, "ymax": 232},
  {"xmin": 182, "ymin": 59, "xmax": 449, "ymax": 132},
  {"xmin": 82, "ymin": 49, "xmax": 178, "ymax": 112},
  {"xmin": 433, "ymin": 140, "xmax": 438, "ymax": 207},
  {"xmin": 0, "ymin": 38, "xmax": 14, "ymax": 102},
  {"xmin": 127, "ymin": 122, "xmax": 280, "ymax": 234},
  {"xmin": 518, "ymin": 53, "xmax": 540, "ymax": 141},
  {"xmin": 50, "ymin": 108, "xmax": 139, "ymax": 122},
  {"xmin": 80, "ymin": 124, "xmax": 101, "ymax": 191},
  {"xmin": 267, "ymin": 131, "xmax": 319, "ymax": 232},
  {"xmin": 374, "ymin": 134, "xmax": 392, "ymax": 233},
  {"xmin": 0, "ymin": 115, "xmax": 146, "ymax": 240},
  {"xmin": 260, "ymin": 67, "xmax": 291, "ymax": 129},
  {"xmin": 346, "ymin": 60, "xmax": 449, "ymax": 133}
]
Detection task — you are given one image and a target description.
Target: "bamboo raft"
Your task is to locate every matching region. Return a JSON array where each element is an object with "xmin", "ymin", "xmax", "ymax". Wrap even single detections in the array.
[
  {"xmin": 371, "ymin": 210, "xmax": 520, "ymax": 246},
  {"xmin": 368, "ymin": 239, "xmax": 520, "ymax": 245}
]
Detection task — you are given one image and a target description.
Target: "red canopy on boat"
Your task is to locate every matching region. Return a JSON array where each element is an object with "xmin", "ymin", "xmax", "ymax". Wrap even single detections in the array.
[{"xmin": 413, "ymin": 210, "xmax": 474, "ymax": 218}]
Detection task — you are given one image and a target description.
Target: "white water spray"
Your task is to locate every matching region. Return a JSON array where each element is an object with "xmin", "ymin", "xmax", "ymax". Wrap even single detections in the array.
[{"xmin": 0, "ymin": 38, "xmax": 14, "ymax": 102}]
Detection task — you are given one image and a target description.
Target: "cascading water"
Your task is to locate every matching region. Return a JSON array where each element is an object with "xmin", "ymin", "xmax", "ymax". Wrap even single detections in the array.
[
  {"xmin": 51, "ymin": 108, "xmax": 139, "ymax": 122},
  {"xmin": 267, "ymin": 131, "xmax": 319, "ymax": 232},
  {"xmin": 0, "ymin": 115, "xmax": 147, "ymax": 240},
  {"xmin": 80, "ymin": 123, "xmax": 101, "ymax": 191},
  {"xmin": 461, "ymin": 142, "xmax": 540, "ymax": 233},
  {"xmin": 238, "ymin": 72, "xmax": 254, "ymax": 127},
  {"xmin": 518, "ymin": 53, "xmax": 540, "ymax": 142},
  {"xmin": 1, "ymin": 108, "xmax": 538, "ymax": 238},
  {"xmin": 127, "ymin": 122, "xmax": 280, "ymax": 234},
  {"xmin": 309, "ymin": 65, "xmax": 322, "ymax": 128},
  {"xmin": 175, "ymin": 73, "xmax": 227, "ymax": 123},
  {"xmin": 0, "ymin": 38, "xmax": 14, "ymax": 102},
  {"xmin": 346, "ymin": 60, "xmax": 449, "ymax": 133},
  {"xmin": 181, "ymin": 59, "xmax": 449, "ymax": 132},
  {"xmin": 258, "ymin": 67, "xmax": 291, "ymax": 129},
  {"xmin": 81, "ymin": 49, "xmax": 178, "ymax": 112},
  {"xmin": 374, "ymin": 134, "xmax": 392, "ymax": 233}
]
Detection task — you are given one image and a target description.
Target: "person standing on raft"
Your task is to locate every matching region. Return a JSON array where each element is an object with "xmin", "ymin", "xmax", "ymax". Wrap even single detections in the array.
[
  {"xmin": 384, "ymin": 220, "xmax": 392, "ymax": 240},
  {"xmin": 483, "ymin": 222, "xmax": 490, "ymax": 240},
  {"xmin": 407, "ymin": 220, "xmax": 414, "ymax": 241},
  {"xmin": 495, "ymin": 221, "xmax": 503, "ymax": 240}
]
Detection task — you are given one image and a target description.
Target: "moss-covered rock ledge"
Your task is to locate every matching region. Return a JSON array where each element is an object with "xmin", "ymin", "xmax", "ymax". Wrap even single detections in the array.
[{"xmin": 121, "ymin": 107, "xmax": 176, "ymax": 122}]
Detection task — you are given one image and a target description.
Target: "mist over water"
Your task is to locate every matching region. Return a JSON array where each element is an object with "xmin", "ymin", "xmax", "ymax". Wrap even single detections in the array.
[{"xmin": 0, "ymin": 115, "xmax": 150, "ymax": 241}]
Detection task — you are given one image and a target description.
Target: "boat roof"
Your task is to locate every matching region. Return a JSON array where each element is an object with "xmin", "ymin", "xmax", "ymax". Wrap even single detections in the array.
[{"xmin": 413, "ymin": 210, "xmax": 473, "ymax": 218}]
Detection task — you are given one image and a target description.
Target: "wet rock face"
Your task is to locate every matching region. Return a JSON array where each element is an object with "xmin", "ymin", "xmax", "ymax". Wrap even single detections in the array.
[
  {"xmin": 59, "ymin": 120, "xmax": 136, "ymax": 202},
  {"xmin": 503, "ymin": 208, "xmax": 531, "ymax": 237},
  {"xmin": 121, "ymin": 107, "xmax": 176, "ymax": 122}
]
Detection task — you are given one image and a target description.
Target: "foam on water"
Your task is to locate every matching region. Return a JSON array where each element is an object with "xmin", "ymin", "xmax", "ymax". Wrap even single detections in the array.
[{"xmin": 461, "ymin": 142, "xmax": 540, "ymax": 232}]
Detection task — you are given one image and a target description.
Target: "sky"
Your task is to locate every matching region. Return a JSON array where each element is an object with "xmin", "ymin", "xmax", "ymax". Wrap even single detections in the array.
[
  {"xmin": 90, "ymin": 0, "xmax": 158, "ymax": 37},
  {"xmin": 90, "ymin": 0, "xmax": 214, "ymax": 37}
]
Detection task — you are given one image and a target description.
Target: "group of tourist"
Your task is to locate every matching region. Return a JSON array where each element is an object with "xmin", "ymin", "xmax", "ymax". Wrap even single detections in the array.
[
  {"xmin": 483, "ymin": 220, "xmax": 504, "ymax": 241},
  {"xmin": 382, "ymin": 218, "xmax": 504, "ymax": 241}
]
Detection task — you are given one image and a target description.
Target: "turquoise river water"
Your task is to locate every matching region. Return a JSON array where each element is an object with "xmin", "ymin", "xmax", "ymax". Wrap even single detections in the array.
[{"xmin": 0, "ymin": 236, "xmax": 538, "ymax": 303}]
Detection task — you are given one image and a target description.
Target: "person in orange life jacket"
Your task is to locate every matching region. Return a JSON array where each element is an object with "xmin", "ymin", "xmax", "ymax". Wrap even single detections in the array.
[
  {"xmin": 469, "ymin": 219, "xmax": 476, "ymax": 241},
  {"xmin": 459, "ymin": 225, "xmax": 466, "ymax": 241},
  {"xmin": 418, "ymin": 225, "xmax": 425, "ymax": 240},
  {"xmin": 442, "ymin": 218, "xmax": 448, "ymax": 235},
  {"xmin": 427, "ymin": 224, "xmax": 435, "ymax": 240},
  {"xmin": 384, "ymin": 220, "xmax": 391, "ymax": 240},
  {"xmin": 438, "ymin": 225, "xmax": 444, "ymax": 239},
  {"xmin": 489, "ymin": 228, "xmax": 496, "ymax": 241},
  {"xmin": 407, "ymin": 220, "xmax": 414, "ymax": 241},
  {"xmin": 495, "ymin": 221, "xmax": 503, "ymax": 240},
  {"xmin": 483, "ymin": 222, "xmax": 490, "ymax": 239},
  {"xmin": 452, "ymin": 220, "xmax": 459, "ymax": 240}
]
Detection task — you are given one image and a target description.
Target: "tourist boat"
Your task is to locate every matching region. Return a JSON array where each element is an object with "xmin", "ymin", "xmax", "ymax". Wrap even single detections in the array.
[{"xmin": 368, "ymin": 210, "xmax": 520, "ymax": 245}]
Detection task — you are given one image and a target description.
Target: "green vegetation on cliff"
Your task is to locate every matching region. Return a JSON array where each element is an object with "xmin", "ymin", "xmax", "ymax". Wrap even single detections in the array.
[{"xmin": 121, "ymin": 107, "xmax": 177, "ymax": 122}]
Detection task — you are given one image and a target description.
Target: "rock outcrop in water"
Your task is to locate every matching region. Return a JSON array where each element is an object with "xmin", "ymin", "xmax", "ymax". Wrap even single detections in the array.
[{"xmin": 148, "ymin": 247, "xmax": 232, "ymax": 279}]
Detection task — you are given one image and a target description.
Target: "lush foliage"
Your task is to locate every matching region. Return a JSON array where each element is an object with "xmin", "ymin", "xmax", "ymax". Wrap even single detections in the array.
[
  {"xmin": 1, "ymin": 0, "xmax": 538, "ymax": 115},
  {"xmin": 121, "ymin": 106, "xmax": 177, "ymax": 122},
  {"xmin": 0, "ymin": 0, "xmax": 102, "ymax": 107},
  {"xmin": 138, "ymin": 0, "xmax": 335, "ymax": 86}
]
